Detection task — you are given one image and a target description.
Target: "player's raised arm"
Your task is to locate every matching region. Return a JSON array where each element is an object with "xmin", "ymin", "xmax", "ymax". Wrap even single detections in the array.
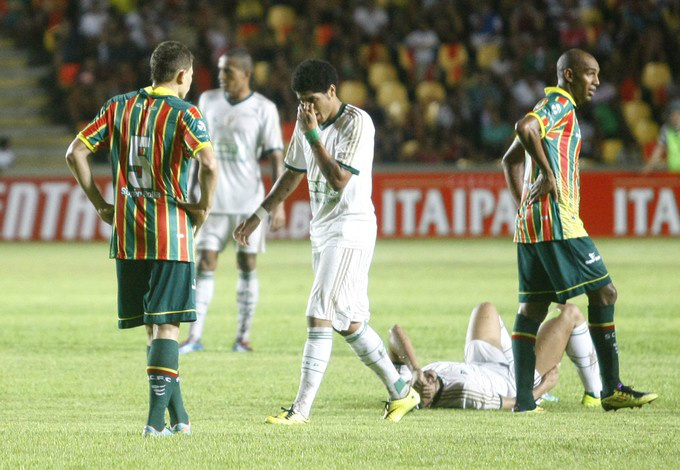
[
  {"xmin": 65, "ymin": 137, "xmax": 114, "ymax": 225},
  {"xmin": 233, "ymin": 168, "xmax": 304, "ymax": 246}
]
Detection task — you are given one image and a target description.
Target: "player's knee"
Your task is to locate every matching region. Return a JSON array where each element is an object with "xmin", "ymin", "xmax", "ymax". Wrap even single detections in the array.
[
  {"xmin": 561, "ymin": 304, "xmax": 585, "ymax": 323},
  {"xmin": 198, "ymin": 250, "xmax": 219, "ymax": 271},
  {"xmin": 591, "ymin": 283, "xmax": 617, "ymax": 305},
  {"xmin": 237, "ymin": 252, "xmax": 256, "ymax": 271}
]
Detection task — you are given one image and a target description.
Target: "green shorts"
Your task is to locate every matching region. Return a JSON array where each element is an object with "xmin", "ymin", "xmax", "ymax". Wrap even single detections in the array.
[
  {"xmin": 517, "ymin": 237, "xmax": 612, "ymax": 304},
  {"xmin": 116, "ymin": 259, "xmax": 196, "ymax": 329}
]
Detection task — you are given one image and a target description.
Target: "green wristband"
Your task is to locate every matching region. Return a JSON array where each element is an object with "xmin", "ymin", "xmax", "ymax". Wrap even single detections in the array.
[{"xmin": 304, "ymin": 128, "xmax": 320, "ymax": 144}]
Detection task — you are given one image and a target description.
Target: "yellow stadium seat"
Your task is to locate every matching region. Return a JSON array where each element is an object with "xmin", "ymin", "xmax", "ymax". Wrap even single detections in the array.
[
  {"xmin": 476, "ymin": 42, "xmax": 500, "ymax": 70},
  {"xmin": 400, "ymin": 139, "xmax": 420, "ymax": 161},
  {"xmin": 601, "ymin": 138, "xmax": 624, "ymax": 164},
  {"xmin": 622, "ymin": 100, "xmax": 652, "ymax": 128},
  {"xmin": 368, "ymin": 62, "xmax": 398, "ymax": 90},
  {"xmin": 267, "ymin": 5, "xmax": 296, "ymax": 44},
  {"xmin": 253, "ymin": 61, "xmax": 270, "ymax": 87},
  {"xmin": 424, "ymin": 101, "xmax": 441, "ymax": 127},
  {"xmin": 338, "ymin": 80, "xmax": 368, "ymax": 107},
  {"xmin": 641, "ymin": 62, "xmax": 672, "ymax": 91},
  {"xmin": 376, "ymin": 80, "xmax": 408, "ymax": 108},
  {"xmin": 416, "ymin": 80, "xmax": 446, "ymax": 105},
  {"xmin": 632, "ymin": 119, "xmax": 659, "ymax": 146}
]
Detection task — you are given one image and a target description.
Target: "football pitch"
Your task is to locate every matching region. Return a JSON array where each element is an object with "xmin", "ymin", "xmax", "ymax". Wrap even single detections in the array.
[{"xmin": 2, "ymin": 238, "xmax": 679, "ymax": 470}]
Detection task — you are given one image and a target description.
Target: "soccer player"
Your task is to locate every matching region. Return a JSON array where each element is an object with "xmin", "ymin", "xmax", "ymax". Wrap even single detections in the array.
[
  {"xmin": 233, "ymin": 59, "xmax": 420, "ymax": 424},
  {"xmin": 501, "ymin": 48, "xmax": 657, "ymax": 412},
  {"xmin": 389, "ymin": 302, "xmax": 603, "ymax": 411},
  {"xmin": 179, "ymin": 48, "xmax": 285, "ymax": 354},
  {"xmin": 65, "ymin": 41, "xmax": 217, "ymax": 436}
]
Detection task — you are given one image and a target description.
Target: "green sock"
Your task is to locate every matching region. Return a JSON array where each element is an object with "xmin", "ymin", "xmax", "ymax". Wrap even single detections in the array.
[
  {"xmin": 512, "ymin": 314, "xmax": 541, "ymax": 410},
  {"xmin": 146, "ymin": 339, "xmax": 179, "ymax": 431},
  {"xmin": 588, "ymin": 305, "xmax": 620, "ymax": 397},
  {"xmin": 147, "ymin": 345, "xmax": 189, "ymax": 426}
]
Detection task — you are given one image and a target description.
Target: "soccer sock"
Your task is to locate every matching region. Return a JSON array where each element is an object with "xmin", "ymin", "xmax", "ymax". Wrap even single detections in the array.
[
  {"xmin": 146, "ymin": 339, "xmax": 180, "ymax": 430},
  {"xmin": 147, "ymin": 345, "xmax": 189, "ymax": 426},
  {"xmin": 188, "ymin": 271, "xmax": 214, "ymax": 342},
  {"xmin": 588, "ymin": 305, "xmax": 621, "ymax": 397},
  {"xmin": 566, "ymin": 321, "xmax": 602, "ymax": 398},
  {"xmin": 345, "ymin": 323, "xmax": 408, "ymax": 400},
  {"xmin": 293, "ymin": 327, "xmax": 333, "ymax": 419},
  {"xmin": 235, "ymin": 270, "xmax": 259, "ymax": 343},
  {"xmin": 512, "ymin": 314, "xmax": 541, "ymax": 410}
]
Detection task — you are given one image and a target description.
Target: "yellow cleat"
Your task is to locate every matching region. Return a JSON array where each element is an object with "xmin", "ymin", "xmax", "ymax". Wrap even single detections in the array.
[
  {"xmin": 601, "ymin": 384, "xmax": 658, "ymax": 411},
  {"xmin": 581, "ymin": 392, "xmax": 601, "ymax": 408},
  {"xmin": 512, "ymin": 405, "xmax": 546, "ymax": 414},
  {"xmin": 265, "ymin": 407, "xmax": 309, "ymax": 425},
  {"xmin": 383, "ymin": 387, "xmax": 420, "ymax": 422}
]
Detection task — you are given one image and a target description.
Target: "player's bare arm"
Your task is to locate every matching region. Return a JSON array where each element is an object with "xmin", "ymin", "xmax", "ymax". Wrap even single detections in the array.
[
  {"xmin": 501, "ymin": 137, "xmax": 526, "ymax": 207},
  {"xmin": 65, "ymin": 137, "xmax": 114, "ymax": 225},
  {"xmin": 500, "ymin": 364, "xmax": 560, "ymax": 410},
  {"xmin": 388, "ymin": 325, "xmax": 427, "ymax": 385},
  {"xmin": 515, "ymin": 115, "xmax": 559, "ymax": 204},
  {"xmin": 267, "ymin": 149, "xmax": 287, "ymax": 230},
  {"xmin": 177, "ymin": 145, "xmax": 217, "ymax": 235},
  {"xmin": 233, "ymin": 168, "xmax": 304, "ymax": 246},
  {"xmin": 297, "ymin": 102, "xmax": 351, "ymax": 191}
]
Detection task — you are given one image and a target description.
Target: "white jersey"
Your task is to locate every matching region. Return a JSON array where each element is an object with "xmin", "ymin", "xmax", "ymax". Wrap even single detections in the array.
[
  {"xmin": 198, "ymin": 89, "xmax": 283, "ymax": 214},
  {"xmin": 285, "ymin": 104, "xmax": 377, "ymax": 249}
]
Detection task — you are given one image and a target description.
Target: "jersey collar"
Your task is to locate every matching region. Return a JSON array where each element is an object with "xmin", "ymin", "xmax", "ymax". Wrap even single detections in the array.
[
  {"xmin": 544, "ymin": 86, "xmax": 576, "ymax": 107},
  {"xmin": 320, "ymin": 103, "xmax": 347, "ymax": 130},
  {"xmin": 144, "ymin": 86, "xmax": 179, "ymax": 97},
  {"xmin": 225, "ymin": 91, "xmax": 254, "ymax": 105}
]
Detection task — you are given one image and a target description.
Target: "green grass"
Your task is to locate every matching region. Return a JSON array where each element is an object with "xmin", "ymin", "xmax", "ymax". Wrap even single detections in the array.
[{"xmin": 2, "ymin": 239, "xmax": 679, "ymax": 470}]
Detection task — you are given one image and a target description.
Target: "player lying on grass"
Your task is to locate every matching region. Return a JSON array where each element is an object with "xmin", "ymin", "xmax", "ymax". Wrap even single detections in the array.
[{"xmin": 388, "ymin": 302, "xmax": 605, "ymax": 411}]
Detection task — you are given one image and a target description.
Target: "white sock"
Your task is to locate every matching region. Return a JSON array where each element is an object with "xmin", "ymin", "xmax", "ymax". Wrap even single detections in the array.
[
  {"xmin": 188, "ymin": 271, "xmax": 214, "ymax": 342},
  {"xmin": 345, "ymin": 323, "xmax": 407, "ymax": 400},
  {"xmin": 566, "ymin": 321, "xmax": 602, "ymax": 397},
  {"xmin": 235, "ymin": 270, "xmax": 259, "ymax": 343},
  {"xmin": 293, "ymin": 327, "xmax": 333, "ymax": 419}
]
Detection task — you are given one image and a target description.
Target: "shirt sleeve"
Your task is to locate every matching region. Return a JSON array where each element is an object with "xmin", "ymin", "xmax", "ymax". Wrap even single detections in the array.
[
  {"xmin": 333, "ymin": 110, "xmax": 374, "ymax": 175},
  {"xmin": 181, "ymin": 106, "xmax": 212, "ymax": 158},
  {"xmin": 283, "ymin": 122, "xmax": 307, "ymax": 172},
  {"xmin": 526, "ymin": 96, "xmax": 570, "ymax": 139},
  {"xmin": 77, "ymin": 99, "xmax": 114, "ymax": 153},
  {"xmin": 260, "ymin": 101, "xmax": 284, "ymax": 156}
]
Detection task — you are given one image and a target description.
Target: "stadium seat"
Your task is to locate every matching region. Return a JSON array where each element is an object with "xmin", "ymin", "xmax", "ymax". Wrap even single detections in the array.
[
  {"xmin": 424, "ymin": 101, "xmax": 441, "ymax": 127},
  {"xmin": 641, "ymin": 62, "xmax": 672, "ymax": 92},
  {"xmin": 622, "ymin": 100, "xmax": 652, "ymax": 128},
  {"xmin": 237, "ymin": 0, "xmax": 264, "ymax": 20},
  {"xmin": 416, "ymin": 80, "xmax": 446, "ymax": 105},
  {"xmin": 476, "ymin": 42, "xmax": 500, "ymax": 70},
  {"xmin": 338, "ymin": 80, "xmax": 368, "ymax": 107},
  {"xmin": 376, "ymin": 80, "xmax": 409, "ymax": 108},
  {"xmin": 368, "ymin": 62, "xmax": 398, "ymax": 90},
  {"xmin": 359, "ymin": 43, "xmax": 390, "ymax": 67},
  {"xmin": 601, "ymin": 138, "xmax": 624, "ymax": 164},
  {"xmin": 253, "ymin": 61, "xmax": 270, "ymax": 87},
  {"xmin": 631, "ymin": 119, "xmax": 659, "ymax": 147},
  {"xmin": 267, "ymin": 5, "xmax": 296, "ymax": 44}
]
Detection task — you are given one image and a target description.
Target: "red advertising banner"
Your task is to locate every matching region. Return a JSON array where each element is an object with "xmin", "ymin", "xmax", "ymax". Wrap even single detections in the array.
[{"xmin": 1, "ymin": 171, "xmax": 678, "ymax": 241}]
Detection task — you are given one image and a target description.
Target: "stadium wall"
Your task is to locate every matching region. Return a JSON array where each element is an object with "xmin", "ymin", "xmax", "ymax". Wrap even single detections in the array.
[{"xmin": 1, "ymin": 171, "xmax": 678, "ymax": 241}]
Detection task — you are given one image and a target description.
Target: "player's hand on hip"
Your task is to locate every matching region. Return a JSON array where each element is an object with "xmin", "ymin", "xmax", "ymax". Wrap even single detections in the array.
[
  {"xmin": 233, "ymin": 215, "xmax": 261, "ymax": 246},
  {"xmin": 176, "ymin": 200, "xmax": 209, "ymax": 236},
  {"xmin": 96, "ymin": 203, "xmax": 115, "ymax": 225},
  {"xmin": 528, "ymin": 170, "xmax": 559, "ymax": 205},
  {"xmin": 297, "ymin": 102, "xmax": 318, "ymax": 131},
  {"xmin": 269, "ymin": 205, "xmax": 286, "ymax": 231}
]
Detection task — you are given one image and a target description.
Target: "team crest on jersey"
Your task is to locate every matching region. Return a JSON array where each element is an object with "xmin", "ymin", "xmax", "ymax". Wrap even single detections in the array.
[
  {"xmin": 551, "ymin": 103, "xmax": 562, "ymax": 115},
  {"xmin": 197, "ymin": 120, "xmax": 207, "ymax": 132}
]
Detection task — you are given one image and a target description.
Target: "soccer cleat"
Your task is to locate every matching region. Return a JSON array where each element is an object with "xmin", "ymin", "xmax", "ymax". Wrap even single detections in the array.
[
  {"xmin": 178, "ymin": 340, "xmax": 204, "ymax": 354},
  {"xmin": 512, "ymin": 405, "xmax": 546, "ymax": 414},
  {"xmin": 601, "ymin": 384, "xmax": 658, "ymax": 411},
  {"xmin": 581, "ymin": 392, "xmax": 601, "ymax": 408},
  {"xmin": 232, "ymin": 340, "xmax": 253, "ymax": 353},
  {"xmin": 170, "ymin": 422, "xmax": 192, "ymax": 435},
  {"xmin": 383, "ymin": 387, "xmax": 420, "ymax": 422},
  {"xmin": 142, "ymin": 425, "xmax": 173, "ymax": 437},
  {"xmin": 265, "ymin": 407, "xmax": 308, "ymax": 425}
]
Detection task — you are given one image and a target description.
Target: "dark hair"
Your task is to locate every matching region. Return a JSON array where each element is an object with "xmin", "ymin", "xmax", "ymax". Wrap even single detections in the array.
[
  {"xmin": 150, "ymin": 41, "xmax": 194, "ymax": 84},
  {"xmin": 224, "ymin": 47, "xmax": 253, "ymax": 74},
  {"xmin": 291, "ymin": 59, "xmax": 338, "ymax": 93}
]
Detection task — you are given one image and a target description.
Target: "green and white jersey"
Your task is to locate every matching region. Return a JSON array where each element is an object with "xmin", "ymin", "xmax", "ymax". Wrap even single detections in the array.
[
  {"xmin": 198, "ymin": 89, "xmax": 283, "ymax": 214},
  {"xmin": 285, "ymin": 103, "xmax": 377, "ymax": 249}
]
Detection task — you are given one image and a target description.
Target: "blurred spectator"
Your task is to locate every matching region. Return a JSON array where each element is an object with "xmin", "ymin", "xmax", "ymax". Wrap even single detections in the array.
[
  {"xmin": 0, "ymin": 137, "xmax": 16, "ymax": 172},
  {"xmin": 644, "ymin": 100, "xmax": 680, "ymax": 173}
]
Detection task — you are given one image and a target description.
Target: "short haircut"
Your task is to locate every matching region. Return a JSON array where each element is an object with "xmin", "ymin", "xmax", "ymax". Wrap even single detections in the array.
[
  {"xmin": 224, "ymin": 48, "xmax": 253, "ymax": 74},
  {"xmin": 291, "ymin": 59, "xmax": 339, "ymax": 93},
  {"xmin": 150, "ymin": 41, "xmax": 194, "ymax": 84}
]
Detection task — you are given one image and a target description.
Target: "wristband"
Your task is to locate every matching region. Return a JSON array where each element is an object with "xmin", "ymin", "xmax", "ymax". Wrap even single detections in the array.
[
  {"xmin": 304, "ymin": 127, "xmax": 320, "ymax": 144},
  {"xmin": 253, "ymin": 205, "xmax": 269, "ymax": 221}
]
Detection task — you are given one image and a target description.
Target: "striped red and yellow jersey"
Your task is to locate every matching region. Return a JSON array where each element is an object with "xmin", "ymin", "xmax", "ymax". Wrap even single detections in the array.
[
  {"xmin": 78, "ymin": 86, "xmax": 212, "ymax": 261},
  {"xmin": 514, "ymin": 87, "xmax": 588, "ymax": 243}
]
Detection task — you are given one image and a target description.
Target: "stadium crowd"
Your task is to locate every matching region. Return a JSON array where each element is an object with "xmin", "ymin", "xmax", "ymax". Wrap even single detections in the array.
[{"xmin": 3, "ymin": 0, "xmax": 680, "ymax": 166}]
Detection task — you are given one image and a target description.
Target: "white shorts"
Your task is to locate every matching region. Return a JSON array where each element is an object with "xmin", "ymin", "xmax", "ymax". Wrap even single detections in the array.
[
  {"xmin": 306, "ymin": 245, "xmax": 373, "ymax": 331},
  {"xmin": 464, "ymin": 339, "xmax": 541, "ymax": 391},
  {"xmin": 196, "ymin": 213, "xmax": 266, "ymax": 254}
]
